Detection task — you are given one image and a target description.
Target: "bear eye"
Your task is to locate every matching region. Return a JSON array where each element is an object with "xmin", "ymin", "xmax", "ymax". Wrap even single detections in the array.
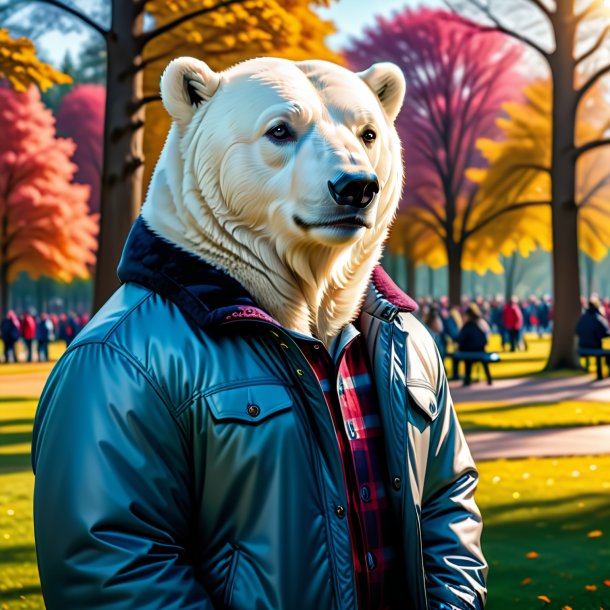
[
  {"xmin": 266, "ymin": 123, "xmax": 294, "ymax": 143},
  {"xmin": 362, "ymin": 129, "xmax": 377, "ymax": 144}
]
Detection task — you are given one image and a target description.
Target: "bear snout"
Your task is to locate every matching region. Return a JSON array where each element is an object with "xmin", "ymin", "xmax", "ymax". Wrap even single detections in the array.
[{"xmin": 327, "ymin": 172, "xmax": 379, "ymax": 209}]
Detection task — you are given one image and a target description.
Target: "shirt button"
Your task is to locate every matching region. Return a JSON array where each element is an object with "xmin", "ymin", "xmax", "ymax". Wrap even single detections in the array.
[
  {"xmin": 280, "ymin": 342, "xmax": 289, "ymax": 350},
  {"xmin": 392, "ymin": 476, "xmax": 401, "ymax": 491},
  {"xmin": 366, "ymin": 551, "xmax": 376, "ymax": 570},
  {"xmin": 335, "ymin": 504, "xmax": 346, "ymax": 519},
  {"xmin": 360, "ymin": 485, "xmax": 371, "ymax": 503},
  {"xmin": 296, "ymin": 369, "xmax": 304, "ymax": 377},
  {"xmin": 247, "ymin": 404, "xmax": 261, "ymax": 417},
  {"xmin": 313, "ymin": 344, "xmax": 320, "ymax": 350}
]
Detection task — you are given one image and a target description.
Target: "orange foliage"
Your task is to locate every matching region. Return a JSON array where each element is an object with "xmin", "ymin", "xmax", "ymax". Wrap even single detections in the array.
[
  {"xmin": 0, "ymin": 29, "xmax": 71, "ymax": 92},
  {"xmin": 142, "ymin": 0, "xmax": 342, "ymax": 188},
  {"xmin": 469, "ymin": 80, "xmax": 610, "ymax": 263},
  {"xmin": 0, "ymin": 86, "xmax": 98, "ymax": 286}
]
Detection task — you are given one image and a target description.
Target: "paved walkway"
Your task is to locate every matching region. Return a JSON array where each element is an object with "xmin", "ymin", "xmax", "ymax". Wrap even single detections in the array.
[
  {"xmin": 451, "ymin": 373, "xmax": 610, "ymax": 460},
  {"xmin": 450, "ymin": 373, "xmax": 610, "ymax": 405},
  {"xmin": 465, "ymin": 425, "xmax": 610, "ymax": 461}
]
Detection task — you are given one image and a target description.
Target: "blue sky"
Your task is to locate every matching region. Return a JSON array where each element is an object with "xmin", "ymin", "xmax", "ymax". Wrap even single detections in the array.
[{"xmin": 38, "ymin": 0, "xmax": 442, "ymax": 63}]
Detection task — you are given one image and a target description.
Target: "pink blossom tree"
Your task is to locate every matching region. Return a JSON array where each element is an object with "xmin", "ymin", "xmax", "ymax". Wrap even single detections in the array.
[
  {"xmin": 56, "ymin": 84, "xmax": 105, "ymax": 213},
  {"xmin": 346, "ymin": 8, "xmax": 530, "ymax": 306}
]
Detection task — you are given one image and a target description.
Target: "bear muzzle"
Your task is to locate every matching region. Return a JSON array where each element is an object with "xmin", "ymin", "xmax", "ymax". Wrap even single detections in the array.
[{"xmin": 327, "ymin": 172, "xmax": 379, "ymax": 209}]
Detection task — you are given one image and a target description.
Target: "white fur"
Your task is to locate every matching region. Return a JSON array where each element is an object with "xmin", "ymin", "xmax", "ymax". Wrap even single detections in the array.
[{"xmin": 142, "ymin": 56, "xmax": 406, "ymax": 346}]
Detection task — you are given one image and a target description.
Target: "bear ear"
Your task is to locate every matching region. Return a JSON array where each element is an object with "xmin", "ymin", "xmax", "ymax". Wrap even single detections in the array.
[
  {"xmin": 357, "ymin": 62, "xmax": 406, "ymax": 122},
  {"xmin": 160, "ymin": 57, "xmax": 221, "ymax": 125}
]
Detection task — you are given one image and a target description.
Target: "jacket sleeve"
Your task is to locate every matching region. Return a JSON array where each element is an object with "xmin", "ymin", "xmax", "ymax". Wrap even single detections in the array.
[
  {"xmin": 32, "ymin": 342, "xmax": 215, "ymax": 610},
  {"xmin": 420, "ymin": 348, "xmax": 488, "ymax": 610}
]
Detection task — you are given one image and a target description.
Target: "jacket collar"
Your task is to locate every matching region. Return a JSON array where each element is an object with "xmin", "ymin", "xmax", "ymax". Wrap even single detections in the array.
[{"xmin": 117, "ymin": 216, "xmax": 417, "ymax": 329}]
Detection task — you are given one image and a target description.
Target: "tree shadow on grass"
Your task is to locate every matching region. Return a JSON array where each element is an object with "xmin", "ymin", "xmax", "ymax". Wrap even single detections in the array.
[
  {"xmin": 0, "ymin": 418, "xmax": 34, "ymax": 429},
  {"xmin": 0, "ymin": 544, "xmax": 37, "ymax": 566},
  {"xmin": 0, "ymin": 585, "xmax": 43, "ymax": 604}
]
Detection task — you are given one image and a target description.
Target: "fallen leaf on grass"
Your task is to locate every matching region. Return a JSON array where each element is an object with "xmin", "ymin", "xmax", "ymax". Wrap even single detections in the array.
[
  {"xmin": 587, "ymin": 530, "xmax": 603, "ymax": 538},
  {"xmin": 603, "ymin": 579, "xmax": 610, "ymax": 587},
  {"xmin": 585, "ymin": 585, "xmax": 598, "ymax": 591},
  {"xmin": 521, "ymin": 578, "xmax": 532, "ymax": 586},
  {"xmin": 526, "ymin": 552, "xmax": 539, "ymax": 559},
  {"xmin": 562, "ymin": 605, "xmax": 573, "ymax": 610},
  {"xmin": 537, "ymin": 595, "xmax": 551, "ymax": 604}
]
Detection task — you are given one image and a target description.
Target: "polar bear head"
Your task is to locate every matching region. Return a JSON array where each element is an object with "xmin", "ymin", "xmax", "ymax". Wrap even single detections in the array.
[{"xmin": 142, "ymin": 56, "xmax": 405, "ymax": 342}]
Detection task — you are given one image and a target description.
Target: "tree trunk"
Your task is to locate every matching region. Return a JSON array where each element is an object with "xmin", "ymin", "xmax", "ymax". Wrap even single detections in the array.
[
  {"xmin": 0, "ymin": 263, "xmax": 8, "ymax": 320},
  {"xmin": 447, "ymin": 241, "xmax": 463, "ymax": 307},
  {"xmin": 404, "ymin": 253, "xmax": 416, "ymax": 298},
  {"xmin": 546, "ymin": 6, "xmax": 581, "ymax": 370},
  {"xmin": 93, "ymin": 0, "xmax": 146, "ymax": 312}
]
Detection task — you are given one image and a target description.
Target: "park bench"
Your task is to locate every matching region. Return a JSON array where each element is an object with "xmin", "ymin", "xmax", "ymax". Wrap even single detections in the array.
[
  {"xmin": 449, "ymin": 351, "xmax": 501, "ymax": 382},
  {"xmin": 577, "ymin": 347, "xmax": 610, "ymax": 380}
]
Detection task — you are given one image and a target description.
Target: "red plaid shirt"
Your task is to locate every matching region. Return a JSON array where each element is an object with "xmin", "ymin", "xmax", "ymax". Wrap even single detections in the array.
[{"xmin": 294, "ymin": 326, "xmax": 400, "ymax": 610}]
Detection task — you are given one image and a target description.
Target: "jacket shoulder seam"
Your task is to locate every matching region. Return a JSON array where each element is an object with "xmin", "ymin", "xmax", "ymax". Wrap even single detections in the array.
[
  {"xmin": 64, "ymin": 341, "xmax": 181, "ymax": 425},
  {"xmin": 100, "ymin": 289, "xmax": 154, "ymax": 343}
]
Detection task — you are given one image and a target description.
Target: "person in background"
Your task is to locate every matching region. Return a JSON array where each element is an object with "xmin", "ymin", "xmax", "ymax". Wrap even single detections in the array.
[
  {"xmin": 537, "ymin": 296, "xmax": 551, "ymax": 336},
  {"xmin": 1, "ymin": 311, "xmax": 21, "ymax": 363},
  {"xmin": 37, "ymin": 314, "xmax": 55, "ymax": 363},
  {"xmin": 458, "ymin": 303, "xmax": 493, "ymax": 386},
  {"xmin": 576, "ymin": 296, "xmax": 610, "ymax": 378},
  {"xmin": 502, "ymin": 296, "xmax": 523, "ymax": 352},
  {"xmin": 20, "ymin": 310, "xmax": 37, "ymax": 362},
  {"xmin": 424, "ymin": 304, "xmax": 446, "ymax": 358}
]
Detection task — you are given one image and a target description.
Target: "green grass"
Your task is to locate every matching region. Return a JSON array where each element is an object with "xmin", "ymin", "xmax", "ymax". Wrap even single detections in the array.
[
  {"xmin": 0, "ymin": 471, "xmax": 42, "ymax": 609},
  {"xmin": 457, "ymin": 400, "xmax": 610, "ymax": 431},
  {"xmin": 478, "ymin": 456, "xmax": 610, "ymax": 609}
]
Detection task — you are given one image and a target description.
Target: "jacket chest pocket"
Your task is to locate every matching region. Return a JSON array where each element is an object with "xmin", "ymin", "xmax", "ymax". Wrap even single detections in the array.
[
  {"xmin": 406, "ymin": 381, "xmax": 439, "ymax": 430},
  {"xmin": 205, "ymin": 380, "xmax": 293, "ymax": 424}
]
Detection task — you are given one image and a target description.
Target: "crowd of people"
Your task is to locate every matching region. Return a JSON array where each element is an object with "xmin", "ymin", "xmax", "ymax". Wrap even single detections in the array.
[
  {"xmin": 419, "ymin": 294, "xmax": 554, "ymax": 360},
  {"xmin": 3, "ymin": 293, "xmax": 610, "ymax": 369},
  {"xmin": 0, "ymin": 310, "xmax": 90, "ymax": 363}
]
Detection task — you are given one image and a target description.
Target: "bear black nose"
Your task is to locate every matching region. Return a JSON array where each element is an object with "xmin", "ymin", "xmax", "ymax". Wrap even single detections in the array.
[{"xmin": 328, "ymin": 173, "xmax": 380, "ymax": 208}]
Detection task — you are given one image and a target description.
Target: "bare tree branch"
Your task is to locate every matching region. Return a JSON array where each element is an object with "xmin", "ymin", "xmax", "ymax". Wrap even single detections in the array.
[
  {"xmin": 441, "ymin": 0, "xmax": 550, "ymax": 59},
  {"xmin": 132, "ymin": 94, "xmax": 162, "ymax": 111},
  {"xmin": 577, "ymin": 173, "xmax": 610, "ymax": 207},
  {"xmin": 464, "ymin": 200, "xmax": 551, "ymax": 239},
  {"xmin": 575, "ymin": 137, "xmax": 610, "ymax": 159},
  {"xmin": 576, "ymin": 23, "xmax": 610, "ymax": 66},
  {"xmin": 0, "ymin": 0, "xmax": 108, "ymax": 37},
  {"xmin": 576, "ymin": 63, "xmax": 610, "ymax": 107},
  {"xmin": 140, "ymin": 0, "xmax": 247, "ymax": 46}
]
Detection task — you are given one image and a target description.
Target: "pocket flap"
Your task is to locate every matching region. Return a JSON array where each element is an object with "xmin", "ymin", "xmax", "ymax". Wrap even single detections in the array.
[
  {"xmin": 206, "ymin": 382, "xmax": 293, "ymax": 423},
  {"xmin": 407, "ymin": 383, "xmax": 439, "ymax": 421}
]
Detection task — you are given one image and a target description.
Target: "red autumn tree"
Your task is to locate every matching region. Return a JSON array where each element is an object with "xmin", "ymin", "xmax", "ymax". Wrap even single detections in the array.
[
  {"xmin": 56, "ymin": 84, "xmax": 105, "ymax": 213},
  {"xmin": 346, "ymin": 8, "xmax": 529, "ymax": 306},
  {"xmin": 0, "ymin": 85, "xmax": 98, "ymax": 317}
]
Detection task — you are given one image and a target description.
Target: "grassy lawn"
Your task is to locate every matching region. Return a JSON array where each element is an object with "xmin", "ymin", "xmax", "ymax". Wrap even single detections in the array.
[
  {"xmin": 457, "ymin": 400, "xmax": 610, "ymax": 431},
  {"xmin": 478, "ymin": 456, "xmax": 610, "ymax": 609},
  {"xmin": 2, "ymin": 340, "xmax": 610, "ymax": 609}
]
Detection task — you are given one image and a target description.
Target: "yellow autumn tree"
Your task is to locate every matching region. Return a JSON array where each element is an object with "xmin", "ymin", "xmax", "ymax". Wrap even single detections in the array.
[
  {"xmin": 142, "ymin": 0, "xmax": 342, "ymax": 187},
  {"xmin": 469, "ymin": 80, "xmax": 610, "ymax": 265},
  {"xmin": 0, "ymin": 29, "xmax": 71, "ymax": 91}
]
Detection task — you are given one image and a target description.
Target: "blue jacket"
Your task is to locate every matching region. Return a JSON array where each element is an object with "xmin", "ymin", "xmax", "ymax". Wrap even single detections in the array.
[
  {"xmin": 576, "ymin": 306, "xmax": 610, "ymax": 349},
  {"xmin": 32, "ymin": 217, "xmax": 487, "ymax": 610}
]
